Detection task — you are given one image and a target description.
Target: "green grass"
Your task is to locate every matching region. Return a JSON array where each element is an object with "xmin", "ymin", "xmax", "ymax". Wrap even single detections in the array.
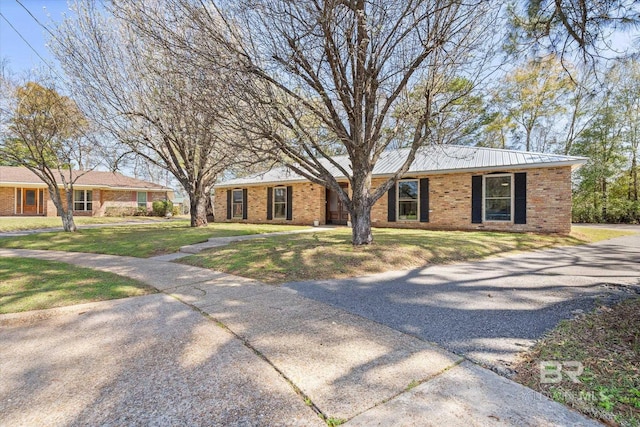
[
  {"xmin": 0, "ymin": 257, "xmax": 155, "ymax": 314},
  {"xmin": 0, "ymin": 215, "xmax": 167, "ymax": 232},
  {"xmin": 514, "ymin": 298, "xmax": 640, "ymax": 426},
  {"xmin": 0, "ymin": 221, "xmax": 310, "ymax": 257},
  {"xmin": 179, "ymin": 226, "xmax": 630, "ymax": 284},
  {"xmin": 571, "ymin": 225, "xmax": 635, "ymax": 242}
]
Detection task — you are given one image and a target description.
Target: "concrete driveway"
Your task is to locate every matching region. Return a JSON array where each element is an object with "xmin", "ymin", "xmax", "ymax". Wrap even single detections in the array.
[
  {"xmin": 286, "ymin": 231, "xmax": 640, "ymax": 372},
  {"xmin": 0, "ymin": 294, "xmax": 322, "ymax": 427}
]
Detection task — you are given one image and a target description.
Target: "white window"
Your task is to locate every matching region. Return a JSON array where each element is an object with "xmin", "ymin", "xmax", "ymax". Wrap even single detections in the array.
[
  {"xmin": 232, "ymin": 189, "xmax": 243, "ymax": 219},
  {"xmin": 484, "ymin": 174, "xmax": 513, "ymax": 222},
  {"xmin": 273, "ymin": 187, "xmax": 286, "ymax": 219},
  {"xmin": 137, "ymin": 191, "xmax": 147, "ymax": 208},
  {"xmin": 397, "ymin": 180, "xmax": 418, "ymax": 221},
  {"xmin": 74, "ymin": 190, "xmax": 93, "ymax": 211}
]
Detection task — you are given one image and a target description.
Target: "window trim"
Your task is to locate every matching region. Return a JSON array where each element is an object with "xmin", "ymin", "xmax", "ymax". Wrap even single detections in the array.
[
  {"xmin": 74, "ymin": 189, "xmax": 94, "ymax": 212},
  {"xmin": 273, "ymin": 186, "xmax": 287, "ymax": 220},
  {"xmin": 483, "ymin": 173, "xmax": 514, "ymax": 223},
  {"xmin": 396, "ymin": 179, "xmax": 419, "ymax": 221},
  {"xmin": 137, "ymin": 191, "xmax": 147, "ymax": 208},
  {"xmin": 232, "ymin": 189, "xmax": 243, "ymax": 219}
]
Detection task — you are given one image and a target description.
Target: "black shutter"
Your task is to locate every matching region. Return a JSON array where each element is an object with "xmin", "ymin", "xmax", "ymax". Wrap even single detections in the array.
[
  {"xmin": 226, "ymin": 190, "xmax": 232, "ymax": 220},
  {"xmin": 242, "ymin": 189, "xmax": 248, "ymax": 220},
  {"xmin": 286, "ymin": 186, "xmax": 293, "ymax": 220},
  {"xmin": 471, "ymin": 176, "xmax": 483, "ymax": 224},
  {"xmin": 266, "ymin": 187, "xmax": 273, "ymax": 220},
  {"xmin": 387, "ymin": 184, "xmax": 396, "ymax": 222},
  {"xmin": 419, "ymin": 178, "xmax": 429, "ymax": 223},
  {"xmin": 514, "ymin": 172, "xmax": 527, "ymax": 224}
]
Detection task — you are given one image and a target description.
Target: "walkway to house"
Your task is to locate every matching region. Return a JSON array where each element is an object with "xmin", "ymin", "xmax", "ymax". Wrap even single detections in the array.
[
  {"xmin": 0, "ymin": 247, "xmax": 599, "ymax": 426},
  {"xmin": 152, "ymin": 226, "xmax": 336, "ymax": 261}
]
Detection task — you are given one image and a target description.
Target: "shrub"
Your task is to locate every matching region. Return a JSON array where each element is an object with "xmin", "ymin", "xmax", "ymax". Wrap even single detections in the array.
[
  {"xmin": 572, "ymin": 200, "xmax": 640, "ymax": 224},
  {"xmin": 135, "ymin": 206, "xmax": 149, "ymax": 216},
  {"xmin": 152, "ymin": 200, "xmax": 174, "ymax": 217},
  {"xmin": 104, "ymin": 207, "xmax": 138, "ymax": 217}
]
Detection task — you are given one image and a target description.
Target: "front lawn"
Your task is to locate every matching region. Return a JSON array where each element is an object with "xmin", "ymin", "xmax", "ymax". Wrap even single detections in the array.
[
  {"xmin": 178, "ymin": 226, "xmax": 632, "ymax": 284},
  {"xmin": 514, "ymin": 297, "xmax": 640, "ymax": 426},
  {"xmin": 0, "ymin": 215, "xmax": 166, "ymax": 232},
  {"xmin": 0, "ymin": 257, "xmax": 155, "ymax": 314},
  {"xmin": 0, "ymin": 221, "xmax": 310, "ymax": 257}
]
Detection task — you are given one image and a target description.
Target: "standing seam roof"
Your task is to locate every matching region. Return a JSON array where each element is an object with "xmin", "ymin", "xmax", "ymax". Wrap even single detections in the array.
[{"xmin": 216, "ymin": 145, "xmax": 588, "ymax": 187}]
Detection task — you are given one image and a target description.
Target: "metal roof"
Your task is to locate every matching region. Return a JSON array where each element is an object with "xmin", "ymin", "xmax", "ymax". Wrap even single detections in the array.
[{"xmin": 216, "ymin": 145, "xmax": 588, "ymax": 188}]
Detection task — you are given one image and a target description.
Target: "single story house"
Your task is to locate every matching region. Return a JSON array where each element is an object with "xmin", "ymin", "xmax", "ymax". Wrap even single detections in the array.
[
  {"xmin": 214, "ymin": 145, "xmax": 587, "ymax": 234},
  {"xmin": 0, "ymin": 166, "xmax": 173, "ymax": 217}
]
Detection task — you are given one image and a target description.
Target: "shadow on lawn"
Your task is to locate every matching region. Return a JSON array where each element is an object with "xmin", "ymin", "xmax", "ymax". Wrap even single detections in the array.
[{"xmin": 185, "ymin": 228, "xmax": 586, "ymax": 284}]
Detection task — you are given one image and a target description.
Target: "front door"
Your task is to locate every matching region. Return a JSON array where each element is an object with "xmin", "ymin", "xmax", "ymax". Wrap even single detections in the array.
[
  {"xmin": 22, "ymin": 189, "xmax": 37, "ymax": 214},
  {"xmin": 326, "ymin": 184, "xmax": 349, "ymax": 225}
]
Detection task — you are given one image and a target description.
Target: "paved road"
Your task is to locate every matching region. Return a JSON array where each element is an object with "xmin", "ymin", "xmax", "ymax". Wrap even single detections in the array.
[{"xmin": 286, "ymin": 232, "xmax": 640, "ymax": 372}]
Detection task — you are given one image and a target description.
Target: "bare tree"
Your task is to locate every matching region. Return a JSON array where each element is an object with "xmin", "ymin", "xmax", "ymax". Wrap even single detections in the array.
[
  {"xmin": 172, "ymin": 0, "xmax": 502, "ymax": 245},
  {"xmin": 51, "ymin": 0, "xmax": 242, "ymax": 226},
  {"xmin": 0, "ymin": 80, "xmax": 94, "ymax": 231}
]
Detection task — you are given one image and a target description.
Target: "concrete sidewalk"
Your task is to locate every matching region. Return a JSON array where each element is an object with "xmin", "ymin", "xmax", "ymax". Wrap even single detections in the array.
[
  {"xmin": 149, "ymin": 226, "xmax": 334, "ymax": 261},
  {"xmin": 0, "ymin": 248, "xmax": 600, "ymax": 426}
]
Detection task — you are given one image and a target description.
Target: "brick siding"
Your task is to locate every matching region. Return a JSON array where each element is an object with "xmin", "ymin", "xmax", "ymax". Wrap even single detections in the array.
[
  {"xmin": 0, "ymin": 187, "xmax": 170, "ymax": 218},
  {"xmin": 214, "ymin": 182, "xmax": 326, "ymax": 225},
  {"xmin": 215, "ymin": 166, "xmax": 573, "ymax": 234},
  {"xmin": 0, "ymin": 188, "xmax": 15, "ymax": 215},
  {"xmin": 371, "ymin": 166, "xmax": 572, "ymax": 234}
]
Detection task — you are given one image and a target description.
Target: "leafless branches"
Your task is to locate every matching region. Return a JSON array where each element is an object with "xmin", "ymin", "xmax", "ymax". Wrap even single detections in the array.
[
  {"xmin": 52, "ymin": 0, "xmax": 252, "ymax": 226},
  {"xmin": 182, "ymin": 0, "xmax": 503, "ymax": 243}
]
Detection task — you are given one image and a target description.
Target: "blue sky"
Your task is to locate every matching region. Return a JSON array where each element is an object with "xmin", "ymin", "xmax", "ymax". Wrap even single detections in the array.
[{"xmin": 0, "ymin": 0, "xmax": 72, "ymax": 75}]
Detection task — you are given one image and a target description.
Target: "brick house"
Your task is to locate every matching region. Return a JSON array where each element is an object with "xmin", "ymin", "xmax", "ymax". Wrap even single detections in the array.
[
  {"xmin": 214, "ymin": 146, "xmax": 587, "ymax": 234},
  {"xmin": 0, "ymin": 166, "xmax": 173, "ymax": 217}
]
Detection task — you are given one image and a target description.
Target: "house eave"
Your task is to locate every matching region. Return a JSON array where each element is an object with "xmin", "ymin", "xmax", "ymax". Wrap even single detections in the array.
[{"xmin": 0, "ymin": 182, "xmax": 171, "ymax": 192}]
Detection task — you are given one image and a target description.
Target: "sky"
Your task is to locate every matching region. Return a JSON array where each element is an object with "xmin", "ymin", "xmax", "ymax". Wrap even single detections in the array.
[{"xmin": 0, "ymin": 0, "xmax": 72, "ymax": 76}]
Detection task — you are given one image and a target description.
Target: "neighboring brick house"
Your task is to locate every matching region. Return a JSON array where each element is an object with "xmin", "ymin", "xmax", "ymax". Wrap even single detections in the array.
[
  {"xmin": 0, "ymin": 166, "xmax": 173, "ymax": 217},
  {"xmin": 214, "ymin": 146, "xmax": 587, "ymax": 234}
]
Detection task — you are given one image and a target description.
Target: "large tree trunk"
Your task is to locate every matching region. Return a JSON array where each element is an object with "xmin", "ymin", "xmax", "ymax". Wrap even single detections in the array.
[
  {"xmin": 189, "ymin": 188, "xmax": 209, "ymax": 227},
  {"xmin": 50, "ymin": 188, "xmax": 77, "ymax": 232},
  {"xmin": 350, "ymin": 204, "xmax": 373, "ymax": 246},
  {"xmin": 349, "ymin": 167, "xmax": 373, "ymax": 245},
  {"xmin": 61, "ymin": 210, "xmax": 77, "ymax": 232}
]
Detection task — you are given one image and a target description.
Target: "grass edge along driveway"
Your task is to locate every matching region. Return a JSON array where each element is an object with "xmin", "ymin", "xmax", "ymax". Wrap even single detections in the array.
[
  {"xmin": 0, "ymin": 257, "xmax": 155, "ymax": 314},
  {"xmin": 178, "ymin": 226, "xmax": 634, "ymax": 285},
  {"xmin": 514, "ymin": 297, "xmax": 640, "ymax": 427}
]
